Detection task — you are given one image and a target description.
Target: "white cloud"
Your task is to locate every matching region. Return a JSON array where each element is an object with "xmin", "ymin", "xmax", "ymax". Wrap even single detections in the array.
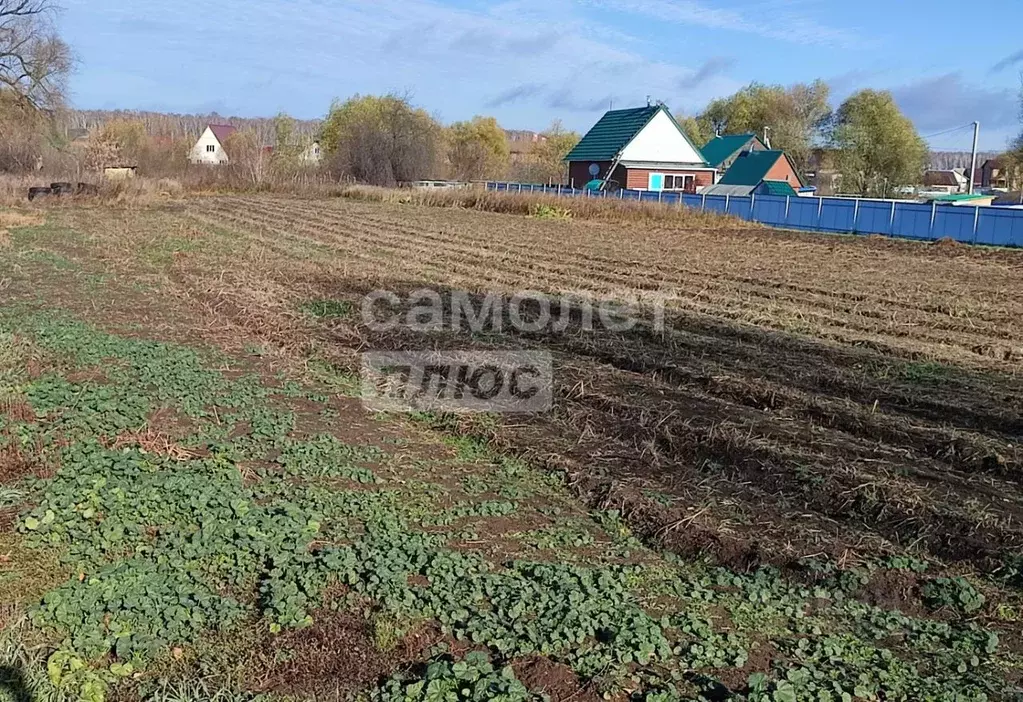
[
  {"xmin": 60, "ymin": 0, "xmax": 743, "ymax": 127},
  {"xmin": 892, "ymin": 73, "xmax": 1017, "ymax": 133},
  {"xmin": 581, "ymin": 0, "xmax": 866, "ymax": 50}
]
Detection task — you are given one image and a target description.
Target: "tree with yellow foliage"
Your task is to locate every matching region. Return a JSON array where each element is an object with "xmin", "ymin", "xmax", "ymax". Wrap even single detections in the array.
[{"xmin": 447, "ymin": 116, "xmax": 509, "ymax": 181}]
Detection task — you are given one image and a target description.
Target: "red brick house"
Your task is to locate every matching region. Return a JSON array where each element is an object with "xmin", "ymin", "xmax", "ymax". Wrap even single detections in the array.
[
  {"xmin": 564, "ymin": 105, "xmax": 716, "ymax": 192},
  {"xmin": 701, "ymin": 150, "xmax": 804, "ymax": 197}
]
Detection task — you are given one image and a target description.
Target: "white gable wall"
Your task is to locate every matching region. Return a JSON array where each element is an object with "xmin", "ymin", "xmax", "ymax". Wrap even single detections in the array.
[
  {"xmin": 300, "ymin": 141, "xmax": 323, "ymax": 164},
  {"xmin": 189, "ymin": 127, "xmax": 229, "ymax": 165},
  {"xmin": 620, "ymin": 110, "xmax": 705, "ymax": 165}
]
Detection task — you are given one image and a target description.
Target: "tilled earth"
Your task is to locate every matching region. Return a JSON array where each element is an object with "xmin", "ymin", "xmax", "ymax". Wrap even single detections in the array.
[
  {"xmin": 2, "ymin": 195, "xmax": 1020, "ymax": 701},
  {"xmin": 183, "ymin": 196, "xmax": 1023, "ymax": 577}
]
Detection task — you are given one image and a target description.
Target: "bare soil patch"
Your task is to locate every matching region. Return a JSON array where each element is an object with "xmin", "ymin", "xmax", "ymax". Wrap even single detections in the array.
[
  {"xmin": 512, "ymin": 656, "xmax": 603, "ymax": 702},
  {"xmin": 249, "ymin": 611, "xmax": 440, "ymax": 698}
]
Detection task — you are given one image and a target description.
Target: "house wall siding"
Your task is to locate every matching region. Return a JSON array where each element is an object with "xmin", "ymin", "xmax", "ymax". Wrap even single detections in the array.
[
  {"xmin": 763, "ymin": 157, "xmax": 801, "ymax": 186},
  {"xmin": 568, "ymin": 161, "xmax": 613, "ymax": 188},
  {"xmin": 300, "ymin": 142, "xmax": 323, "ymax": 164},
  {"xmin": 620, "ymin": 110, "xmax": 705, "ymax": 164},
  {"xmin": 624, "ymin": 168, "xmax": 714, "ymax": 192},
  {"xmin": 189, "ymin": 128, "xmax": 229, "ymax": 165}
]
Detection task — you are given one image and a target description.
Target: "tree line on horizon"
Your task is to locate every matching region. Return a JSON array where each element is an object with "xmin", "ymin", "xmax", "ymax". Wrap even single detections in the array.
[{"xmin": 0, "ymin": 0, "xmax": 1020, "ymax": 197}]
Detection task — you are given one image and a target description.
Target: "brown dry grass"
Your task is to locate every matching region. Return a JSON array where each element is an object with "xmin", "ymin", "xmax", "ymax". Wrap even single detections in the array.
[
  {"xmin": 335, "ymin": 184, "xmax": 750, "ymax": 228},
  {"xmin": 0, "ymin": 171, "xmax": 346, "ymax": 208},
  {"xmin": 0, "ymin": 210, "xmax": 44, "ymax": 248},
  {"xmin": 106, "ymin": 428, "xmax": 199, "ymax": 461}
]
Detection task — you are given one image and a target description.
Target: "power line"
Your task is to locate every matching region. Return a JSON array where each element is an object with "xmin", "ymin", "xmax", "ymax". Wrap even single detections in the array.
[{"xmin": 921, "ymin": 123, "xmax": 975, "ymax": 142}]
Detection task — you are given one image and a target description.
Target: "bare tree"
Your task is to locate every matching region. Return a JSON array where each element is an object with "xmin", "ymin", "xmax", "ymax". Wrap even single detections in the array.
[{"xmin": 0, "ymin": 0, "xmax": 71, "ymax": 111}]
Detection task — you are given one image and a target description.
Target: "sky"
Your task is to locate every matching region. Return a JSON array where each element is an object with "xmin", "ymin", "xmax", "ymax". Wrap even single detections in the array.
[{"xmin": 60, "ymin": 0, "xmax": 1023, "ymax": 151}]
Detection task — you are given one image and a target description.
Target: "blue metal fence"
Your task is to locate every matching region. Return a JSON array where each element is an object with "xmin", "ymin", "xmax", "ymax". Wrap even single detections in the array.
[{"xmin": 485, "ymin": 182, "xmax": 1023, "ymax": 248}]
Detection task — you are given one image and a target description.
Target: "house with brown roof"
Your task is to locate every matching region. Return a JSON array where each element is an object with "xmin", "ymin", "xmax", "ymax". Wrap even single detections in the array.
[
  {"xmin": 189, "ymin": 124, "xmax": 238, "ymax": 165},
  {"xmin": 923, "ymin": 170, "xmax": 967, "ymax": 194},
  {"xmin": 981, "ymin": 158, "xmax": 1013, "ymax": 190}
]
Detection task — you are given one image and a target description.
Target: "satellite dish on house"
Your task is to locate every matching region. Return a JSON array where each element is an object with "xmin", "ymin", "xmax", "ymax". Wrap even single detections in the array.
[{"xmin": 589, "ymin": 163, "xmax": 600, "ymax": 177}]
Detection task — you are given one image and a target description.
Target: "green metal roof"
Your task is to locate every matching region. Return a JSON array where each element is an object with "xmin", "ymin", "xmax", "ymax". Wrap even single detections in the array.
[
  {"xmin": 926, "ymin": 193, "xmax": 991, "ymax": 202},
  {"xmin": 760, "ymin": 180, "xmax": 798, "ymax": 196},
  {"xmin": 718, "ymin": 150, "xmax": 787, "ymax": 186},
  {"xmin": 564, "ymin": 106, "xmax": 660, "ymax": 162},
  {"xmin": 701, "ymin": 134, "xmax": 757, "ymax": 168}
]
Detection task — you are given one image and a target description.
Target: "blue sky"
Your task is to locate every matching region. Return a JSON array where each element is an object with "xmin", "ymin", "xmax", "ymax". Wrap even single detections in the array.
[{"xmin": 61, "ymin": 0, "xmax": 1023, "ymax": 150}]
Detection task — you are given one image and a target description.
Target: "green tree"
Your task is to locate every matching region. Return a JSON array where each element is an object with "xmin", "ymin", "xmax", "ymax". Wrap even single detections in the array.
[
  {"xmin": 447, "ymin": 116, "xmax": 509, "ymax": 181},
  {"xmin": 831, "ymin": 89, "xmax": 928, "ymax": 198},
  {"xmin": 270, "ymin": 112, "xmax": 302, "ymax": 175},
  {"xmin": 700, "ymin": 80, "xmax": 831, "ymax": 172},
  {"xmin": 321, "ymin": 94, "xmax": 442, "ymax": 185},
  {"xmin": 675, "ymin": 114, "xmax": 712, "ymax": 150}
]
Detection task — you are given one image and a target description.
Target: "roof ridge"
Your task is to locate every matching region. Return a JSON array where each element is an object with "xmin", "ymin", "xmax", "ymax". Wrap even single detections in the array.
[{"xmin": 564, "ymin": 105, "xmax": 664, "ymax": 163}]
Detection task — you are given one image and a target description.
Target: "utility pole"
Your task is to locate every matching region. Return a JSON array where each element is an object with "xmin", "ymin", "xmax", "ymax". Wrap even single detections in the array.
[{"xmin": 968, "ymin": 121, "xmax": 980, "ymax": 194}]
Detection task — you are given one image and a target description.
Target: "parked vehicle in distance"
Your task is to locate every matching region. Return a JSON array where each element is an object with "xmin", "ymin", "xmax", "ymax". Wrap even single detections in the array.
[
  {"xmin": 584, "ymin": 178, "xmax": 620, "ymax": 192},
  {"xmin": 409, "ymin": 180, "xmax": 472, "ymax": 190}
]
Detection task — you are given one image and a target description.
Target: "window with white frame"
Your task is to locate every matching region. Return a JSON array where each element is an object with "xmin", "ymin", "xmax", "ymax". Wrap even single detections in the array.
[{"xmin": 663, "ymin": 174, "xmax": 694, "ymax": 191}]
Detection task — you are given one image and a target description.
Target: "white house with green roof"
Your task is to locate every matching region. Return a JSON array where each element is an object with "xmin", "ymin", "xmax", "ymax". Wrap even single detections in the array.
[{"xmin": 564, "ymin": 105, "xmax": 717, "ymax": 192}]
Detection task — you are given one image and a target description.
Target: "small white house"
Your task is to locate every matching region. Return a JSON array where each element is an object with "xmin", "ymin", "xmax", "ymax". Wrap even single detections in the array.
[
  {"xmin": 300, "ymin": 140, "xmax": 323, "ymax": 165},
  {"xmin": 189, "ymin": 124, "xmax": 238, "ymax": 165}
]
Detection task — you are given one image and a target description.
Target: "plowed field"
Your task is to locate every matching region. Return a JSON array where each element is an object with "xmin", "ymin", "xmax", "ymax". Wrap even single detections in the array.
[{"xmin": 183, "ymin": 195, "xmax": 1023, "ymax": 575}]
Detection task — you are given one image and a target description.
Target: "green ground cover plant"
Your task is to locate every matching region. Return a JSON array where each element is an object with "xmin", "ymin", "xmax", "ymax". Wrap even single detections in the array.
[
  {"xmin": 2, "ymin": 313, "xmax": 1017, "ymax": 701},
  {"xmin": 1, "ymin": 208, "xmax": 1021, "ymax": 702}
]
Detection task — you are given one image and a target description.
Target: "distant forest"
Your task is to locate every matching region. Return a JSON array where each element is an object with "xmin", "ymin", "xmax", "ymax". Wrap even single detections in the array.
[
  {"xmin": 929, "ymin": 151, "xmax": 1000, "ymax": 170},
  {"xmin": 61, "ymin": 109, "xmax": 323, "ymax": 142}
]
